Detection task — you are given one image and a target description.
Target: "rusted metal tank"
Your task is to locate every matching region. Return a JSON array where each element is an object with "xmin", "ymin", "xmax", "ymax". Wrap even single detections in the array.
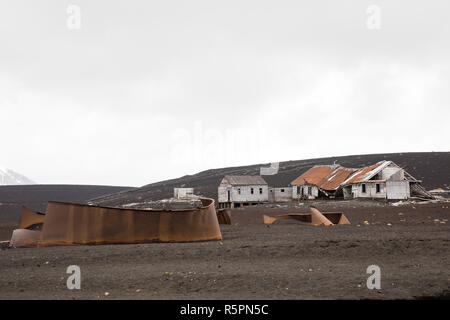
[{"xmin": 10, "ymin": 198, "xmax": 222, "ymax": 247}]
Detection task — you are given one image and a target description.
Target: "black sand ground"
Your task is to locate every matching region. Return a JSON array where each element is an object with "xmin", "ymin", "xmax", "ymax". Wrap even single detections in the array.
[{"xmin": 0, "ymin": 201, "xmax": 448, "ymax": 300}]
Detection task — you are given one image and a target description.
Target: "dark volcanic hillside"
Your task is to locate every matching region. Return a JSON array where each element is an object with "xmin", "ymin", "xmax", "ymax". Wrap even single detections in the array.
[
  {"xmin": 91, "ymin": 152, "xmax": 449, "ymax": 206},
  {"xmin": 0, "ymin": 185, "xmax": 134, "ymax": 223}
]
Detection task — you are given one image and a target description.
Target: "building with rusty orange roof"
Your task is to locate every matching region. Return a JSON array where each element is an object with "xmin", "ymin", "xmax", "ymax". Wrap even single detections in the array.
[
  {"xmin": 291, "ymin": 161, "xmax": 427, "ymax": 200},
  {"xmin": 291, "ymin": 164, "xmax": 356, "ymax": 199}
]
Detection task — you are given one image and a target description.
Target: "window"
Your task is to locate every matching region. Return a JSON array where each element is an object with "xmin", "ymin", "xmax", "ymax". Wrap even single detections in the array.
[
  {"xmin": 280, "ymin": 189, "xmax": 285, "ymax": 193},
  {"xmin": 361, "ymin": 184, "xmax": 366, "ymax": 193},
  {"xmin": 259, "ymin": 188, "xmax": 263, "ymax": 194},
  {"xmin": 297, "ymin": 186, "xmax": 300, "ymax": 194},
  {"xmin": 376, "ymin": 184, "xmax": 381, "ymax": 193},
  {"xmin": 238, "ymin": 188, "xmax": 241, "ymax": 195},
  {"xmin": 251, "ymin": 188, "xmax": 254, "ymax": 194},
  {"xmin": 308, "ymin": 186, "xmax": 312, "ymax": 195}
]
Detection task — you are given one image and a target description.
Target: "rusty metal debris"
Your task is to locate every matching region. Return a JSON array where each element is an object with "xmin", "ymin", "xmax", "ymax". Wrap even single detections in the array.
[
  {"xmin": 263, "ymin": 206, "xmax": 350, "ymax": 226},
  {"xmin": 216, "ymin": 209, "xmax": 231, "ymax": 225},
  {"xmin": 18, "ymin": 207, "xmax": 45, "ymax": 229},
  {"xmin": 10, "ymin": 198, "xmax": 222, "ymax": 247},
  {"xmin": 291, "ymin": 165, "xmax": 355, "ymax": 191}
]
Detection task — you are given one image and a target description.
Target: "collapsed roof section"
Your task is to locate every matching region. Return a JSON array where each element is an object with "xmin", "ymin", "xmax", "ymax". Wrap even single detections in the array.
[
  {"xmin": 263, "ymin": 206, "xmax": 350, "ymax": 226},
  {"xmin": 342, "ymin": 161, "xmax": 392, "ymax": 185},
  {"xmin": 290, "ymin": 164, "xmax": 355, "ymax": 191}
]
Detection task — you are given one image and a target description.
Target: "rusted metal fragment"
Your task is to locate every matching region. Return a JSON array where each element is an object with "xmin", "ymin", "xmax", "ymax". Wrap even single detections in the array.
[
  {"xmin": 9, "ymin": 229, "xmax": 41, "ymax": 248},
  {"xmin": 10, "ymin": 198, "xmax": 222, "ymax": 247},
  {"xmin": 263, "ymin": 213, "xmax": 311, "ymax": 225},
  {"xmin": 216, "ymin": 209, "xmax": 231, "ymax": 225},
  {"xmin": 18, "ymin": 207, "xmax": 45, "ymax": 230},
  {"xmin": 309, "ymin": 206, "xmax": 334, "ymax": 226},
  {"xmin": 263, "ymin": 206, "xmax": 350, "ymax": 226}
]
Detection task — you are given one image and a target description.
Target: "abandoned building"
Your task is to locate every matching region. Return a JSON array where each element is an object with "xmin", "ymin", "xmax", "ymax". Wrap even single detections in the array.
[
  {"xmin": 217, "ymin": 160, "xmax": 431, "ymax": 207},
  {"xmin": 340, "ymin": 161, "xmax": 427, "ymax": 200},
  {"xmin": 291, "ymin": 160, "xmax": 429, "ymax": 200},
  {"xmin": 218, "ymin": 175, "xmax": 268, "ymax": 208},
  {"xmin": 268, "ymin": 187, "xmax": 293, "ymax": 202},
  {"xmin": 262, "ymin": 174, "xmax": 292, "ymax": 202}
]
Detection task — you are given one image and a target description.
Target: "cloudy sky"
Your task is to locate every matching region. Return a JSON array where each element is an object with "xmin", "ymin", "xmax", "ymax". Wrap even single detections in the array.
[{"xmin": 0, "ymin": 0, "xmax": 449, "ymax": 187}]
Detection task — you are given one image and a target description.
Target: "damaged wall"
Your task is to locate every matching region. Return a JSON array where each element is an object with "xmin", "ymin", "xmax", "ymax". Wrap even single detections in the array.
[
  {"xmin": 292, "ymin": 185, "xmax": 319, "ymax": 200},
  {"xmin": 351, "ymin": 182, "xmax": 387, "ymax": 199}
]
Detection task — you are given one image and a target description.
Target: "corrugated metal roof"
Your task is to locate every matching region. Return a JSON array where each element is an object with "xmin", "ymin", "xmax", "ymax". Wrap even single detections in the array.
[
  {"xmin": 290, "ymin": 165, "xmax": 355, "ymax": 190},
  {"xmin": 342, "ymin": 161, "xmax": 391, "ymax": 185},
  {"xmin": 291, "ymin": 161, "xmax": 392, "ymax": 190},
  {"xmin": 222, "ymin": 175, "xmax": 268, "ymax": 186}
]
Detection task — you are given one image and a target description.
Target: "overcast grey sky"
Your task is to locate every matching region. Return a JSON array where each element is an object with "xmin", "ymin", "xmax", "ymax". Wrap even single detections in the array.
[{"xmin": 0, "ymin": 0, "xmax": 449, "ymax": 186}]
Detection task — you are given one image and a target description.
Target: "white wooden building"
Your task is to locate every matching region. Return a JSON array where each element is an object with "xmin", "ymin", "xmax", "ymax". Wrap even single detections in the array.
[
  {"xmin": 218, "ymin": 175, "xmax": 268, "ymax": 208},
  {"xmin": 343, "ymin": 181, "xmax": 410, "ymax": 200},
  {"xmin": 262, "ymin": 175, "xmax": 293, "ymax": 202},
  {"xmin": 341, "ymin": 161, "xmax": 415, "ymax": 200},
  {"xmin": 268, "ymin": 187, "xmax": 293, "ymax": 202}
]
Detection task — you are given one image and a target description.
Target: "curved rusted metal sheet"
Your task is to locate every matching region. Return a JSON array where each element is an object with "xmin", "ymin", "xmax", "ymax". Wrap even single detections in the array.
[
  {"xmin": 216, "ymin": 209, "xmax": 231, "ymax": 225},
  {"xmin": 309, "ymin": 206, "xmax": 334, "ymax": 226},
  {"xmin": 263, "ymin": 206, "xmax": 350, "ymax": 226},
  {"xmin": 18, "ymin": 207, "xmax": 45, "ymax": 229},
  {"xmin": 11, "ymin": 198, "xmax": 222, "ymax": 247}
]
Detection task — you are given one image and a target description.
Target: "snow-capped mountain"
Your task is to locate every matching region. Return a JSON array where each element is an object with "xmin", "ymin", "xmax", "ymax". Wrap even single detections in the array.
[{"xmin": 0, "ymin": 166, "xmax": 35, "ymax": 185}]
